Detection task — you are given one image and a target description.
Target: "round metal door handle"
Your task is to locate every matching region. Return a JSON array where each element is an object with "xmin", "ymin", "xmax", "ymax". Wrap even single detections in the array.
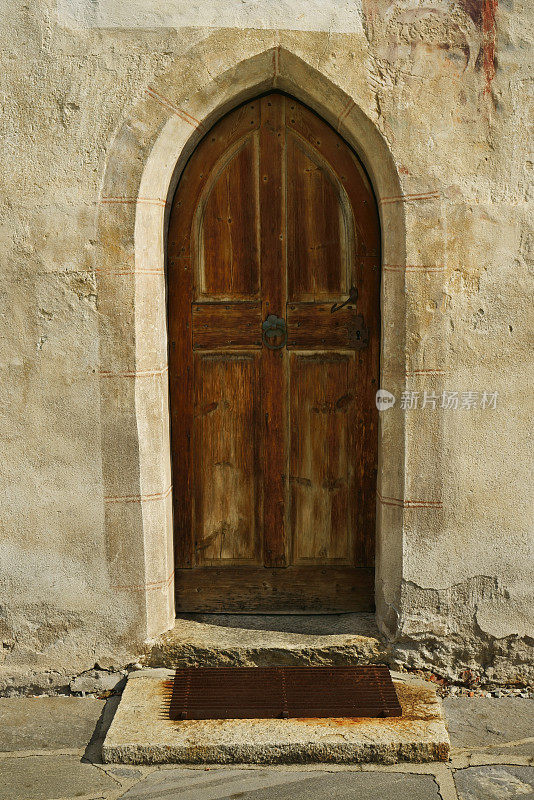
[{"xmin": 262, "ymin": 314, "xmax": 287, "ymax": 350}]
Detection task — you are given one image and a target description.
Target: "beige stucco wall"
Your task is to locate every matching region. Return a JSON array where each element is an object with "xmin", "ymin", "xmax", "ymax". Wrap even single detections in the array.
[{"xmin": 0, "ymin": 0, "xmax": 532, "ymax": 690}]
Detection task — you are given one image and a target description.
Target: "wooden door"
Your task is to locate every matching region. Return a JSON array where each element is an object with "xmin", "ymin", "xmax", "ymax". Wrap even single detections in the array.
[{"xmin": 168, "ymin": 94, "xmax": 380, "ymax": 613}]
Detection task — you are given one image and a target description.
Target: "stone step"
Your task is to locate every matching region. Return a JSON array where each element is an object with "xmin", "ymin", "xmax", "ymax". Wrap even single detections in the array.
[
  {"xmin": 144, "ymin": 613, "xmax": 391, "ymax": 668},
  {"xmin": 102, "ymin": 668, "xmax": 450, "ymax": 765}
]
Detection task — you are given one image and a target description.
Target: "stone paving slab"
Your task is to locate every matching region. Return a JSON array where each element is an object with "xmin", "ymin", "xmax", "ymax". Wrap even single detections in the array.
[
  {"xmin": 2, "ymin": 694, "xmax": 533, "ymax": 799},
  {"xmin": 454, "ymin": 765, "xmax": 534, "ymax": 799},
  {"xmin": 102, "ymin": 669, "xmax": 450, "ymax": 764},
  {"xmin": 0, "ymin": 754, "xmax": 117, "ymax": 800},
  {"xmin": 119, "ymin": 767, "xmax": 442, "ymax": 800},
  {"xmin": 444, "ymin": 698, "xmax": 534, "ymax": 758},
  {"xmin": 0, "ymin": 697, "xmax": 105, "ymax": 752}
]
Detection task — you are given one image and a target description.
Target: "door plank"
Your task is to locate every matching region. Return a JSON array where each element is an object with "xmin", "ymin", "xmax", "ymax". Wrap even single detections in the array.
[
  {"xmin": 192, "ymin": 302, "xmax": 262, "ymax": 349},
  {"xmin": 354, "ymin": 346, "xmax": 378, "ymax": 567},
  {"xmin": 167, "ymin": 255, "xmax": 194, "ymax": 568},
  {"xmin": 193, "ymin": 353, "xmax": 261, "ymax": 566},
  {"xmin": 259, "ymin": 94, "xmax": 287, "ymax": 568},
  {"xmin": 175, "ymin": 566, "xmax": 374, "ymax": 613},
  {"xmin": 286, "ymin": 100, "xmax": 380, "ymax": 261},
  {"xmin": 286, "ymin": 132, "xmax": 348, "ymax": 302},
  {"xmin": 172, "ymin": 101, "xmax": 260, "ymax": 260},
  {"xmin": 290, "ymin": 353, "xmax": 354, "ymax": 565},
  {"xmin": 286, "ymin": 302, "xmax": 368, "ymax": 350},
  {"xmin": 197, "ymin": 136, "xmax": 260, "ymax": 298}
]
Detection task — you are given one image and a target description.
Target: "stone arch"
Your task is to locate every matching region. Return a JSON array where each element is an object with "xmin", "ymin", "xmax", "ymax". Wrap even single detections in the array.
[{"xmin": 97, "ymin": 45, "xmax": 409, "ymax": 643}]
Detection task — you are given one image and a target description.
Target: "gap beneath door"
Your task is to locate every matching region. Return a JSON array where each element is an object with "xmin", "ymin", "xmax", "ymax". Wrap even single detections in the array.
[{"xmin": 177, "ymin": 613, "xmax": 380, "ymax": 635}]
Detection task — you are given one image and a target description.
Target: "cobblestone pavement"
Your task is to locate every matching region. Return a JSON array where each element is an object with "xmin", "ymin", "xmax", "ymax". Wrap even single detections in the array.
[{"xmin": 0, "ymin": 696, "xmax": 532, "ymax": 799}]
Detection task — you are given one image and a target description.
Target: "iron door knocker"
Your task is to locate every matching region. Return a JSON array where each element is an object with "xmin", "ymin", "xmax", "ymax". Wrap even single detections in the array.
[{"xmin": 262, "ymin": 314, "xmax": 287, "ymax": 350}]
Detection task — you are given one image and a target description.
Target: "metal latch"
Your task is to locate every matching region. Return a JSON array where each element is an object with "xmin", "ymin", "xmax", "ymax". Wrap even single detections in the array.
[
  {"xmin": 330, "ymin": 285, "xmax": 359, "ymax": 314},
  {"xmin": 331, "ymin": 286, "xmax": 369, "ymax": 349}
]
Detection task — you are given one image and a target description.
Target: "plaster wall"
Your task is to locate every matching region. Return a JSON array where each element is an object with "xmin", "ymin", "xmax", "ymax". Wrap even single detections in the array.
[{"xmin": 0, "ymin": 0, "xmax": 532, "ymax": 690}]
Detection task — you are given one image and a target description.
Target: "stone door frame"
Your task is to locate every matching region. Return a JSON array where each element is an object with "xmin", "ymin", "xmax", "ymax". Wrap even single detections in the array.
[{"xmin": 97, "ymin": 46, "xmax": 414, "ymax": 643}]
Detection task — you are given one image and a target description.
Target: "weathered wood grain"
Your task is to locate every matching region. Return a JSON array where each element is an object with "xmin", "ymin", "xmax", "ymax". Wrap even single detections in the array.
[
  {"xmin": 193, "ymin": 353, "xmax": 261, "ymax": 566},
  {"xmin": 198, "ymin": 136, "xmax": 260, "ymax": 298},
  {"xmin": 286, "ymin": 303, "xmax": 369, "ymax": 350},
  {"xmin": 192, "ymin": 302, "xmax": 262, "ymax": 349},
  {"xmin": 286, "ymin": 132, "xmax": 348, "ymax": 302},
  {"xmin": 289, "ymin": 353, "xmax": 354, "ymax": 565},
  {"xmin": 167, "ymin": 254, "xmax": 194, "ymax": 568},
  {"xmin": 259, "ymin": 94, "xmax": 287, "ymax": 568},
  {"xmin": 175, "ymin": 566, "xmax": 374, "ymax": 613}
]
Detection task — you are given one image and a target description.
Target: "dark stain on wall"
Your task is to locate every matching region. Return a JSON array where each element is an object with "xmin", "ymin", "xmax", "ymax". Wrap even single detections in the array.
[
  {"xmin": 459, "ymin": 0, "xmax": 498, "ymax": 93},
  {"xmin": 458, "ymin": 0, "xmax": 484, "ymax": 26}
]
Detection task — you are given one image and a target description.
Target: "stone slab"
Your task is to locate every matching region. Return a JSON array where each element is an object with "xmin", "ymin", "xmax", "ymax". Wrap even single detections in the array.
[
  {"xmin": 444, "ymin": 698, "xmax": 534, "ymax": 758},
  {"xmin": 102, "ymin": 669, "xmax": 450, "ymax": 765},
  {"xmin": 119, "ymin": 767, "xmax": 442, "ymax": 799},
  {"xmin": 70, "ymin": 667, "xmax": 125, "ymax": 694},
  {"xmin": 175, "ymin": 613, "xmax": 381, "ymax": 636},
  {"xmin": 0, "ymin": 755, "xmax": 117, "ymax": 800},
  {"xmin": 146, "ymin": 614, "xmax": 389, "ymax": 668},
  {"xmin": 454, "ymin": 765, "xmax": 534, "ymax": 800},
  {"xmin": 0, "ymin": 697, "xmax": 105, "ymax": 752}
]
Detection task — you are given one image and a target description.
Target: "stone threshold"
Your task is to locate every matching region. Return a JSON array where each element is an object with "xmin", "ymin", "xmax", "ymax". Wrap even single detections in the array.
[
  {"xmin": 144, "ymin": 613, "xmax": 391, "ymax": 668},
  {"xmin": 102, "ymin": 668, "xmax": 450, "ymax": 765}
]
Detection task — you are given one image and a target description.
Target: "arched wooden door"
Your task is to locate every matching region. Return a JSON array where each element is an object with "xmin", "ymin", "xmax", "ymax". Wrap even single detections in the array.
[{"xmin": 168, "ymin": 93, "xmax": 380, "ymax": 613}]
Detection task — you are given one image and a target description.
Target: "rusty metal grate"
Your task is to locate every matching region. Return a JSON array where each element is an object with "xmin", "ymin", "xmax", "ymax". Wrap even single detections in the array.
[{"xmin": 166, "ymin": 665, "xmax": 402, "ymax": 720}]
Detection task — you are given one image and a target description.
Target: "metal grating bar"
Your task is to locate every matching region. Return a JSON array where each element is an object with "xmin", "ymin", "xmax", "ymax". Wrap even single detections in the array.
[{"xmin": 166, "ymin": 666, "xmax": 402, "ymax": 720}]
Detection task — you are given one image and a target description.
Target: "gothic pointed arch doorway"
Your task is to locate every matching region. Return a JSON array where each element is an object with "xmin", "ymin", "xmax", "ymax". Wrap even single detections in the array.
[{"xmin": 167, "ymin": 92, "xmax": 380, "ymax": 613}]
